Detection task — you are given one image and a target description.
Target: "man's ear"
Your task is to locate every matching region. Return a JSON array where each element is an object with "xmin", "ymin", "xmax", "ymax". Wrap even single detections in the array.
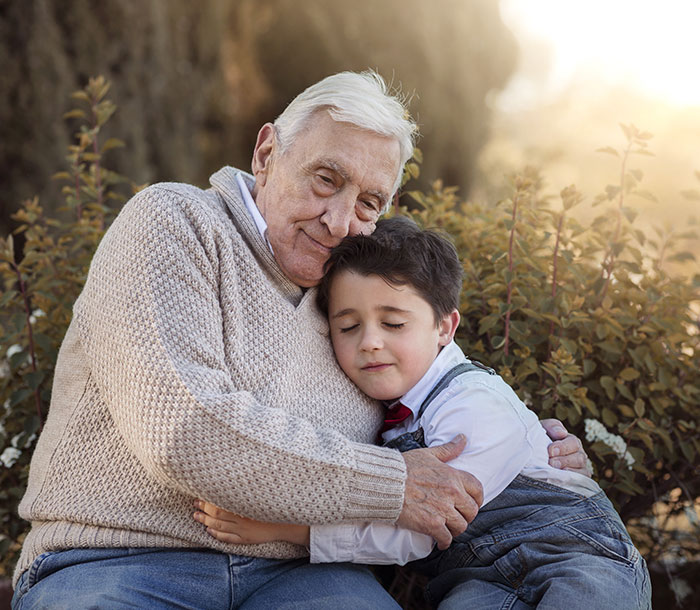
[
  {"xmin": 438, "ymin": 309, "xmax": 460, "ymax": 347},
  {"xmin": 251, "ymin": 123, "xmax": 276, "ymax": 187}
]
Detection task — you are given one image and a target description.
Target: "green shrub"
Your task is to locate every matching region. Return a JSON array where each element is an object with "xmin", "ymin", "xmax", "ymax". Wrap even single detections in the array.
[{"xmin": 0, "ymin": 77, "xmax": 133, "ymax": 575}]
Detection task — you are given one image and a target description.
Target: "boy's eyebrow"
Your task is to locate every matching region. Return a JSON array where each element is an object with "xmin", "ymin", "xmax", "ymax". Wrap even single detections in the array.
[
  {"xmin": 331, "ymin": 305, "xmax": 411, "ymax": 319},
  {"xmin": 330, "ymin": 308, "xmax": 356, "ymax": 319}
]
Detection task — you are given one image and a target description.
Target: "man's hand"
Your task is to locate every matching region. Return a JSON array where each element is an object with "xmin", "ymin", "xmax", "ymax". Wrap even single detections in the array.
[
  {"xmin": 541, "ymin": 418, "xmax": 592, "ymax": 477},
  {"xmin": 396, "ymin": 434, "xmax": 483, "ymax": 550}
]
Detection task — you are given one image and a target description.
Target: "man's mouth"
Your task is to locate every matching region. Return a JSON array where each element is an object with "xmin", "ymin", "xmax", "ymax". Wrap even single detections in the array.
[{"xmin": 302, "ymin": 230, "xmax": 336, "ymax": 254}]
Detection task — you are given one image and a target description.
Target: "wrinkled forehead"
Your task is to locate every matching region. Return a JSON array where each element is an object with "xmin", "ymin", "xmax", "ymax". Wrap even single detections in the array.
[{"xmin": 290, "ymin": 113, "xmax": 403, "ymax": 191}]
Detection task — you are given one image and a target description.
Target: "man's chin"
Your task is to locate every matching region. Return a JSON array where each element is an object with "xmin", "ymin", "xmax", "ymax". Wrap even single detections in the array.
[{"xmin": 289, "ymin": 267, "xmax": 324, "ymax": 288}]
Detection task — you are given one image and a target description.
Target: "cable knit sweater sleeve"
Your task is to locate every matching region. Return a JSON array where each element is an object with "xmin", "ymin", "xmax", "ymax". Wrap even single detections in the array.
[{"xmin": 72, "ymin": 184, "xmax": 406, "ymax": 524}]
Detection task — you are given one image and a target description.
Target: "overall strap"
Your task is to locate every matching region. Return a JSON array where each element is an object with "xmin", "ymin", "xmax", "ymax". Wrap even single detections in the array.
[{"xmin": 416, "ymin": 360, "xmax": 495, "ymax": 419}]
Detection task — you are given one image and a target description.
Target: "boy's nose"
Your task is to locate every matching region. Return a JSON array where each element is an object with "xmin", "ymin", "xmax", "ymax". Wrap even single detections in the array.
[{"xmin": 359, "ymin": 328, "xmax": 383, "ymax": 351}]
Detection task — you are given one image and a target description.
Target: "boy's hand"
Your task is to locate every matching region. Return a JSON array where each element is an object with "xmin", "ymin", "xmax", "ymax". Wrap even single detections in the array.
[
  {"xmin": 397, "ymin": 434, "xmax": 483, "ymax": 550},
  {"xmin": 193, "ymin": 500, "xmax": 310, "ymax": 546},
  {"xmin": 541, "ymin": 418, "xmax": 592, "ymax": 476}
]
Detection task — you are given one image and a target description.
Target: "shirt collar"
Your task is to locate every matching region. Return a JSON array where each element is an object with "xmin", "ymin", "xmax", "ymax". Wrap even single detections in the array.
[
  {"xmin": 235, "ymin": 172, "xmax": 274, "ymax": 254},
  {"xmin": 398, "ymin": 341, "xmax": 467, "ymax": 416}
]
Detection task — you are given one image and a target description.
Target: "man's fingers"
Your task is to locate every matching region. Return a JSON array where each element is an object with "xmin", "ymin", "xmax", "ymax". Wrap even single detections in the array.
[
  {"xmin": 457, "ymin": 470, "xmax": 483, "ymax": 510},
  {"xmin": 548, "ymin": 433, "xmax": 582, "ymax": 457},
  {"xmin": 444, "ymin": 511, "xmax": 469, "ymax": 538},
  {"xmin": 548, "ymin": 433, "xmax": 591, "ymax": 475},
  {"xmin": 426, "ymin": 434, "xmax": 467, "ymax": 463},
  {"xmin": 398, "ymin": 445, "xmax": 483, "ymax": 547},
  {"xmin": 433, "ymin": 524, "xmax": 453, "ymax": 550},
  {"xmin": 541, "ymin": 418, "xmax": 568, "ymax": 441}
]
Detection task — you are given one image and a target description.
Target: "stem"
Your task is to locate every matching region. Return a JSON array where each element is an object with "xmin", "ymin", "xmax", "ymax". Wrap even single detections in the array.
[
  {"xmin": 91, "ymin": 98, "xmax": 104, "ymax": 231},
  {"xmin": 547, "ymin": 213, "xmax": 564, "ymax": 358},
  {"xmin": 12, "ymin": 262, "xmax": 43, "ymax": 429},
  {"xmin": 74, "ymin": 157, "xmax": 82, "ymax": 218},
  {"xmin": 655, "ymin": 234, "xmax": 669, "ymax": 272},
  {"xmin": 504, "ymin": 195, "xmax": 518, "ymax": 356},
  {"xmin": 598, "ymin": 142, "xmax": 631, "ymax": 306}
]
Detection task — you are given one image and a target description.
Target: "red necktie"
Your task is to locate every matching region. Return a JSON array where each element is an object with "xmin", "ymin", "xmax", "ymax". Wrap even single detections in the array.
[{"xmin": 379, "ymin": 402, "xmax": 412, "ymax": 438}]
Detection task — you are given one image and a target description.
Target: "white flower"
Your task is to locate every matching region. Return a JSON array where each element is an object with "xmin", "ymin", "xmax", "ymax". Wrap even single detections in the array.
[
  {"xmin": 5, "ymin": 343, "xmax": 31, "ymax": 367},
  {"xmin": 29, "ymin": 308, "xmax": 45, "ymax": 325},
  {"xmin": 584, "ymin": 418, "xmax": 635, "ymax": 469},
  {"xmin": 0, "ymin": 446, "xmax": 21, "ymax": 468},
  {"xmin": 669, "ymin": 578, "xmax": 692, "ymax": 604},
  {"xmin": 6, "ymin": 344, "xmax": 23, "ymax": 359},
  {"xmin": 11, "ymin": 432, "xmax": 36, "ymax": 449}
]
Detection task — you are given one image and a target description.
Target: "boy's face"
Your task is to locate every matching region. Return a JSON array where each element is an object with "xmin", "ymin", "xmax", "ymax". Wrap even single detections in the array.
[{"xmin": 328, "ymin": 270, "xmax": 457, "ymax": 401}]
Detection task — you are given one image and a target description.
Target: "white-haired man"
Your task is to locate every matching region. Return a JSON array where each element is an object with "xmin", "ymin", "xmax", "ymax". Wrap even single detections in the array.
[{"xmin": 12, "ymin": 72, "xmax": 588, "ymax": 609}]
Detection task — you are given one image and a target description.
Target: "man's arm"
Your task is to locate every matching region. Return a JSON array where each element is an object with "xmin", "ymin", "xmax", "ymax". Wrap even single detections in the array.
[
  {"xmin": 77, "ymin": 186, "xmax": 481, "ymax": 538},
  {"xmin": 75, "ymin": 187, "xmax": 404, "ymax": 524}
]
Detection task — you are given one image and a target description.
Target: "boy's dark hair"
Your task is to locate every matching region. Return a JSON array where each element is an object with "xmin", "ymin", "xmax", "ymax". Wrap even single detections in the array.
[{"xmin": 317, "ymin": 216, "xmax": 463, "ymax": 323}]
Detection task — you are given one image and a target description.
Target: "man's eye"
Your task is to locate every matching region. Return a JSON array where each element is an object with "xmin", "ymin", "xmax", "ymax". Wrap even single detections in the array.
[
  {"xmin": 316, "ymin": 174, "xmax": 335, "ymax": 186},
  {"xmin": 339, "ymin": 324, "xmax": 359, "ymax": 333},
  {"xmin": 356, "ymin": 201, "xmax": 380, "ymax": 223},
  {"xmin": 384, "ymin": 323, "xmax": 405, "ymax": 330},
  {"xmin": 360, "ymin": 199, "xmax": 381, "ymax": 213}
]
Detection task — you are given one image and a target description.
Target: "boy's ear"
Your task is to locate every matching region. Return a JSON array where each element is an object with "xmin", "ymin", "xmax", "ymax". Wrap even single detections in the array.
[
  {"xmin": 437, "ymin": 309, "xmax": 460, "ymax": 347},
  {"xmin": 251, "ymin": 123, "xmax": 277, "ymax": 188}
]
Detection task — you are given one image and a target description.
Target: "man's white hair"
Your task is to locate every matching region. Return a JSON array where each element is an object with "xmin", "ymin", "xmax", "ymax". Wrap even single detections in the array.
[{"xmin": 273, "ymin": 70, "xmax": 418, "ymax": 197}]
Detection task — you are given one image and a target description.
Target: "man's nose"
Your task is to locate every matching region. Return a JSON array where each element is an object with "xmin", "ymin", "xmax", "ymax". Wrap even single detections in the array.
[{"xmin": 320, "ymin": 196, "xmax": 356, "ymax": 239}]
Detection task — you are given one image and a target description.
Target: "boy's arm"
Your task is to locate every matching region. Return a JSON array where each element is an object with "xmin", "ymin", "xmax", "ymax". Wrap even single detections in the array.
[
  {"xmin": 194, "ymin": 501, "xmax": 310, "ymax": 546},
  {"xmin": 194, "ymin": 500, "xmax": 434, "ymax": 565},
  {"xmin": 310, "ymin": 522, "xmax": 434, "ymax": 565}
]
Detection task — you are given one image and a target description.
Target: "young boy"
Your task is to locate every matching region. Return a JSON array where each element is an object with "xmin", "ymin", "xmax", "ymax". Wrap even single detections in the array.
[{"xmin": 196, "ymin": 217, "xmax": 651, "ymax": 609}]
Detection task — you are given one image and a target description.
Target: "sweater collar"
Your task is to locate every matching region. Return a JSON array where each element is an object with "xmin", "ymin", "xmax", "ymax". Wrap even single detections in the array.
[{"xmin": 209, "ymin": 166, "xmax": 303, "ymax": 305}]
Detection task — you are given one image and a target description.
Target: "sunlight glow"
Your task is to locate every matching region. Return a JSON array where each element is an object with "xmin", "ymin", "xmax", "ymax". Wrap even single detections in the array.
[{"xmin": 500, "ymin": 0, "xmax": 700, "ymax": 108}]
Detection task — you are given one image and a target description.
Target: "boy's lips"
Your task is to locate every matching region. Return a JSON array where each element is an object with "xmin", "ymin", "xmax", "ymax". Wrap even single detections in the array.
[{"xmin": 361, "ymin": 362, "xmax": 392, "ymax": 372}]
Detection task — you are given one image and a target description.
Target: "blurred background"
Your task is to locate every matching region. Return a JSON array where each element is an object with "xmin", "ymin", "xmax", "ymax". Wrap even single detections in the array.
[{"xmin": 1, "ymin": 0, "xmax": 698, "ymax": 246}]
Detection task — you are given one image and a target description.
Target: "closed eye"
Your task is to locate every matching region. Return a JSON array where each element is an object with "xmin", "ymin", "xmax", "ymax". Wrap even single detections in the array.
[
  {"xmin": 383, "ymin": 322, "xmax": 405, "ymax": 329},
  {"xmin": 339, "ymin": 324, "xmax": 359, "ymax": 333}
]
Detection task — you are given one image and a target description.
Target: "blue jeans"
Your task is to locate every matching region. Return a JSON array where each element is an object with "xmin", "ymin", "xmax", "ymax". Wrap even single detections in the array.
[
  {"xmin": 12, "ymin": 547, "xmax": 401, "ymax": 609},
  {"xmin": 414, "ymin": 475, "xmax": 651, "ymax": 609}
]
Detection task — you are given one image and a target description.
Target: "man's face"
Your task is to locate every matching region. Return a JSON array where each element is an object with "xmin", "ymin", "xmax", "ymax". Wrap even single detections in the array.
[
  {"xmin": 251, "ymin": 111, "xmax": 401, "ymax": 287},
  {"xmin": 328, "ymin": 271, "xmax": 455, "ymax": 402}
]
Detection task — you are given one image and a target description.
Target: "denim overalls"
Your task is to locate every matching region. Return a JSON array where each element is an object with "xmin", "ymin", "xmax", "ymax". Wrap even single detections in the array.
[{"xmin": 384, "ymin": 362, "xmax": 652, "ymax": 610}]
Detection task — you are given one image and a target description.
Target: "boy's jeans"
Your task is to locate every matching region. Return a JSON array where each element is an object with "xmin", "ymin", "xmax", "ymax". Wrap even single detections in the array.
[
  {"xmin": 12, "ymin": 548, "xmax": 401, "ymax": 609},
  {"xmin": 414, "ymin": 474, "xmax": 652, "ymax": 609}
]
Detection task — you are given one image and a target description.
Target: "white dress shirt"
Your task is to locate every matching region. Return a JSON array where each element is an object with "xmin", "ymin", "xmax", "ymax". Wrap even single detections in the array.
[
  {"xmin": 310, "ymin": 341, "xmax": 601, "ymax": 565},
  {"xmin": 235, "ymin": 172, "xmax": 273, "ymax": 254}
]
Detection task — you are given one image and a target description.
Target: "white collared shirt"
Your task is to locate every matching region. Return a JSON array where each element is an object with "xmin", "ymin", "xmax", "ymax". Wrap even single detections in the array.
[
  {"xmin": 235, "ymin": 172, "xmax": 274, "ymax": 254},
  {"xmin": 310, "ymin": 341, "xmax": 601, "ymax": 565}
]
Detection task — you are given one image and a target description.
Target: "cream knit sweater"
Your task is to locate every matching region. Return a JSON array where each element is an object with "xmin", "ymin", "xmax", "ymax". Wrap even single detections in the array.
[{"xmin": 15, "ymin": 167, "xmax": 407, "ymax": 584}]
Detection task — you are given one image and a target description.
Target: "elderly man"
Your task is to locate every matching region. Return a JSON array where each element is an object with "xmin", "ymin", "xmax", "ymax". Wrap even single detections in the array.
[{"xmin": 12, "ymin": 71, "xmax": 587, "ymax": 609}]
